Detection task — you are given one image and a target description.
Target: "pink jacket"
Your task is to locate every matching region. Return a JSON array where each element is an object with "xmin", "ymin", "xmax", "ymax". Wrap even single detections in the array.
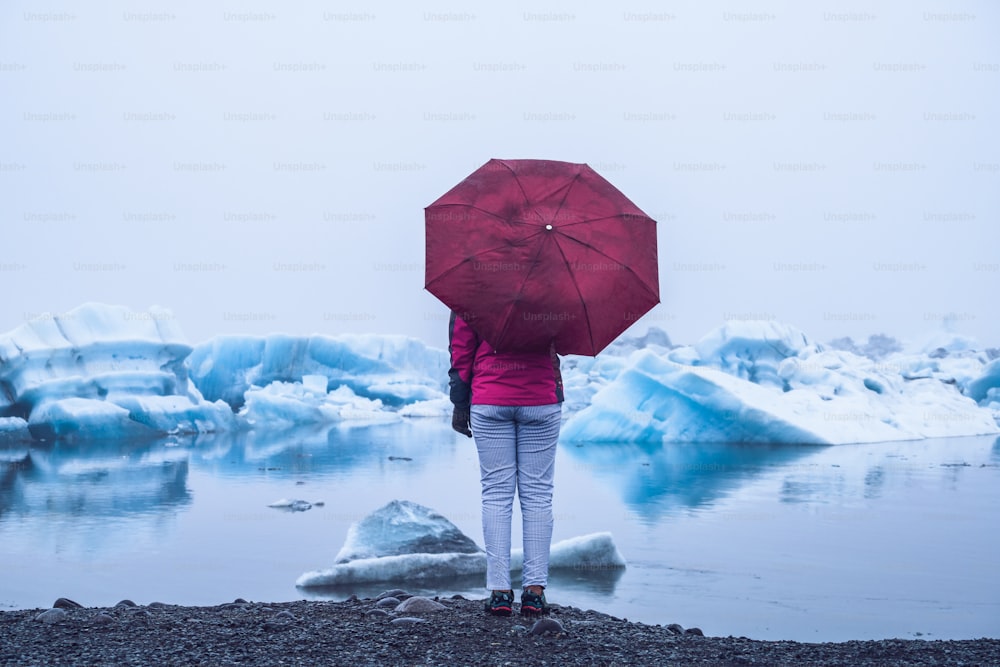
[{"xmin": 448, "ymin": 313, "xmax": 563, "ymax": 408}]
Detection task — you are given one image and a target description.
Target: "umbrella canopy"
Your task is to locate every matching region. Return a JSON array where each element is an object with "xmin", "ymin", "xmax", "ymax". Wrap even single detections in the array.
[{"xmin": 425, "ymin": 159, "xmax": 659, "ymax": 356}]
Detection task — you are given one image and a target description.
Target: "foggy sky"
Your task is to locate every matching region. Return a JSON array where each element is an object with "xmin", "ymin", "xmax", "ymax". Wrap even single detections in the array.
[{"xmin": 2, "ymin": 1, "xmax": 998, "ymax": 352}]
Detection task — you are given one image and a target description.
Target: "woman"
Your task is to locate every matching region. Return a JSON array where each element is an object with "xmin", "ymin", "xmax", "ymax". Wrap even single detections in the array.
[{"xmin": 448, "ymin": 311, "xmax": 563, "ymax": 617}]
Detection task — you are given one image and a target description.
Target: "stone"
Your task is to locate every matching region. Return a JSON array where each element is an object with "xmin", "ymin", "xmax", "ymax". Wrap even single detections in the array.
[
  {"xmin": 365, "ymin": 609, "xmax": 389, "ymax": 618},
  {"xmin": 274, "ymin": 611, "xmax": 298, "ymax": 622},
  {"xmin": 53, "ymin": 598, "xmax": 83, "ymax": 609},
  {"xmin": 262, "ymin": 621, "xmax": 293, "ymax": 632},
  {"xmin": 529, "ymin": 618, "xmax": 566, "ymax": 636},
  {"xmin": 91, "ymin": 613, "xmax": 116, "ymax": 626},
  {"xmin": 685, "ymin": 627, "xmax": 705, "ymax": 636},
  {"xmin": 375, "ymin": 597, "xmax": 401, "ymax": 608},
  {"xmin": 666, "ymin": 623, "xmax": 685, "ymax": 635},
  {"xmin": 115, "ymin": 600, "xmax": 137, "ymax": 608},
  {"xmin": 390, "ymin": 617, "xmax": 428, "ymax": 626},
  {"xmin": 376, "ymin": 589, "xmax": 409, "ymax": 600},
  {"xmin": 35, "ymin": 609, "xmax": 67, "ymax": 624},
  {"xmin": 395, "ymin": 596, "xmax": 446, "ymax": 613}
]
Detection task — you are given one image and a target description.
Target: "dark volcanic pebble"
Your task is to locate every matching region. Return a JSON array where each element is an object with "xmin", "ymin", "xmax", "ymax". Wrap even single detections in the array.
[
  {"xmin": 395, "ymin": 596, "xmax": 446, "ymax": 613},
  {"xmin": 52, "ymin": 598, "xmax": 83, "ymax": 610},
  {"xmin": 390, "ymin": 616, "xmax": 429, "ymax": 626},
  {"xmin": 1, "ymin": 599, "xmax": 997, "ymax": 667},
  {"xmin": 529, "ymin": 617, "xmax": 566, "ymax": 636},
  {"xmin": 376, "ymin": 589, "xmax": 409, "ymax": 600}
]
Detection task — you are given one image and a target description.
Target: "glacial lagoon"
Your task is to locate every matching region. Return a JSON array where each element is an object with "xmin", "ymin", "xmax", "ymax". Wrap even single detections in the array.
[{"xmin": 1, "ymin": 420, "xmax": 997, "ymax": 642}]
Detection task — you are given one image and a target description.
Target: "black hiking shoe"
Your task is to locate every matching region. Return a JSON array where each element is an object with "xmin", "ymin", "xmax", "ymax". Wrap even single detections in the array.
[
  {"xmin": 484, "ymin": 590, "xmax": 514, "ymax": 616},
  {"xmin": 520, "ymin": 588, "xmax": 549, "ymax": 616}
]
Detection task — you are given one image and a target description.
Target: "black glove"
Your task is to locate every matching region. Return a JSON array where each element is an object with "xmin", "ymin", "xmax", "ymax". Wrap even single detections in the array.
[{"xmin": 451, "ymin": 406, "xmax": 472, "ymax": 438}]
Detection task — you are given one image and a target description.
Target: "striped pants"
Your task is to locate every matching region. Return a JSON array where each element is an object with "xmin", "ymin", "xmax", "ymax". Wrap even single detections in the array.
[{"xmin": 470, "ymin": 403, "xmax": 562, "ymax": 591}]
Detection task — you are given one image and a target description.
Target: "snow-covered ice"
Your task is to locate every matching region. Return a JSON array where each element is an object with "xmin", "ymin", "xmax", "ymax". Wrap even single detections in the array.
[
  {"xmin": 561, "ymin": 321, "xmax": 999, "ymax": 445},
  {"xmin": 2, "ymin": 303, "xmax": 997, "ymax": 445},
  {"xmin": 187, "ymin": 333, "xmax": 448, "ymax": 410},
  {"xmin": 0, "ymin": 303, "xmax": 235, "ymax": 440},
  {"xmin": 0, "ymin": 304, "xmax": 450, "ymax": 440},
  {"xmin": 296, "ymin": 500, "xmax": 625, "ymax": 588}
]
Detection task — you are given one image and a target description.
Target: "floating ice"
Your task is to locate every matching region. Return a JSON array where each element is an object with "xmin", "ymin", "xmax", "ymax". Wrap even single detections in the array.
[
  {"xmin": 562, "ymin": 321, "xmax": 999, "ymax": 445},
  {"xmin": 0, "ymin": 303, "xmax": 235, "ymax": 440},
  {"xmin": 187, "ymin": 333, "xmax": 449, "ymax": 411},
  {"xmin": 967, "ymin": 358, "xmax": 1000, "ymax": 418},
  {"xmin": 5, "ymin": 304, "xmax": 996, "ymax": 444},
  {"xmin": 240, "ymin": 382, "xmax": 400, "ymax": 428},
  {"xmin": 296, "ymin": 500, "xmax": 625, "ymax": 588},
  {"xmin": 268, "ymin": 499, "xmax": 316, "ymax": 512},
  {"xmin": 333, "ymin": 500, "xmax": 481, "ymax": 563}
]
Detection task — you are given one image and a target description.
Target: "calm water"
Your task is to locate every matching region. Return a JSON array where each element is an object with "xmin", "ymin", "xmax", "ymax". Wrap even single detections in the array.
[{"xmin": 1, "ymin": 420, "xmax": 998, "ymax": 642}]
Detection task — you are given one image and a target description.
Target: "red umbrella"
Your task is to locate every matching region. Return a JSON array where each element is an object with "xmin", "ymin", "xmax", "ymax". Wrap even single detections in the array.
[{"xmin": 425, "ymin": 159, "xmax": 659, "ymax": 357}]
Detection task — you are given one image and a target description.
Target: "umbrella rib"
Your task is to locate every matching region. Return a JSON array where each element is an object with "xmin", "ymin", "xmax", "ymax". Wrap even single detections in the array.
[
  {"xmin": 549, "ymin": 234, "xmax": 595, "ymax": 354},
  {"xmin": 424, "ymin": 237, "xmax": 544, "ymax": 286},
  {"xmin": 499, "ymin": 160, "xmax": 532, "ymax": 207},
  {"xmin": 551, "ymin": 171, "xmax": 584, "ymax": 226},
  {"xmin": 492, "ymin": 230, "xmax": 562, "ymax": 350},
  {"xmin": 554, "ymin": 232, "xmax": 660, "ymax": 300},
  {"xmin": 556, "ymin": 213, "xmax": 654, "ymax": 228},
  {"xmin": 429, "ymin": 203, "xmax": 532, "ymax": 225}
]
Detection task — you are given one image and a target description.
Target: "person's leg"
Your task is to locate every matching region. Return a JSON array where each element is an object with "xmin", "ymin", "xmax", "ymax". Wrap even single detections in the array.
[
  {"xmin": 471, "ymin": 404, "xmax": 517, "ymax": 592},
  {"xmin": 513, "ymin": 403, "xmax": 562, "ymax": 590}
]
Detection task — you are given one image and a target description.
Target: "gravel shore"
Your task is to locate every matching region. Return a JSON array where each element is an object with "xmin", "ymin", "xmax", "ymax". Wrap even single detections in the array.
[{"xmin": 3, "ymin": 594, "xmax": 997, "ymax": 667}]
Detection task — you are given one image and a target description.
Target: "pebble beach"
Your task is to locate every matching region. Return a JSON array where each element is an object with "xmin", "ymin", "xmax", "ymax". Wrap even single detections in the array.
[{"xmin": 3, "ymin": 593, "xmax": 997, "ymax": 667}]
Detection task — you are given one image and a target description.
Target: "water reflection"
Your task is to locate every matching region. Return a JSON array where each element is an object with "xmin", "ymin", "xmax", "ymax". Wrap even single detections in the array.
[
  {"xmin": 302, "ymin": 568, "xmax": 625, "ymax": 603},
  {"xmin": 562, "ymin": 440, "xmax": 822, "ymax": 522},
  {"xmin": 190, "ymin": 420, "xmax": 443, "ymax": 479},
  {"xmin": 0, "ymin": 420, "xmax": 449, "ymax": 520},
  {"xmin": 0, "ymin": 440, "xmax": 191, "ymax": 520}
]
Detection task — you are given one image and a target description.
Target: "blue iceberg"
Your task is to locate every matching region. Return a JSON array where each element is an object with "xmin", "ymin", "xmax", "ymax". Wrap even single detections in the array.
[
  {"xmin": 296, "ymin": 500, "xmax": 626, "ymax": 588},
  {"xmin": 561, "ymin": 321, "xmax": 999, "ymax": 445}
]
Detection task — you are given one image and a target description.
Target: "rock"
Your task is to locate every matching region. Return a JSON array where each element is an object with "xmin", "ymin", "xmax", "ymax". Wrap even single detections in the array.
[
  {"xmin": 685, "ymin": 627, "xmax": 705, "ymax": 636},
  {"xmin": 262, "ymin": 621, "xmax": 293, "ymax": 632},
  {"xmin": 376, "ymin": 589, "xmax": 409, "ymax": 600},
  {"xmin": 667, "ymin": 623, "xmax": 685, "ymax": 635},
  {"xmin": 274, "ymin": 611, "xmax": 298, "ymax": 622},
  {"xmin": 53, "ymin": 598, "xmax": 83, "ymax": 609},
  {"xmin": 390, "ymin": 617, "xmax": 428, "ymax": 626},
  {"xmin": 148, "ymin": 602, "xmax": 169, "ymax": 608},
  {"xmin": 91, "ymin": 613, "xmax": 116, "ymax": 626},
  {"xmin": 364, "ymin": 609, "xmax": 389, "ymax": 618},
  {"xmin": 529, "ymin": 618, "xmax": 566, "ymax": 636},
  {"xmin": 345, "ymin": 594, "xmax": 359, "ymax": 602},
  {"xmin": 115, "ymin": 600, "xmax": 137, "ymax": 608},
  {"xmin": 375, "ymin": 597, "xmax": 400, "ymax": 608},
  {"xmin": 395, "ymin": 596, "xmax": 446, "ymax": 613},
  {"xmin": 510, "ymin": 624, "xmax": 528, "ymax": 635},
  {"xmin": 450, "ymin": 594, "xmax": 467, "ymax": 601},
  {"xmin": 35, "ymin": 609, "xmax": 67, "ymax": 624},
  {"xmin": 233, "ymin": 598, "xmax": 249, "ymax": 604}
]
